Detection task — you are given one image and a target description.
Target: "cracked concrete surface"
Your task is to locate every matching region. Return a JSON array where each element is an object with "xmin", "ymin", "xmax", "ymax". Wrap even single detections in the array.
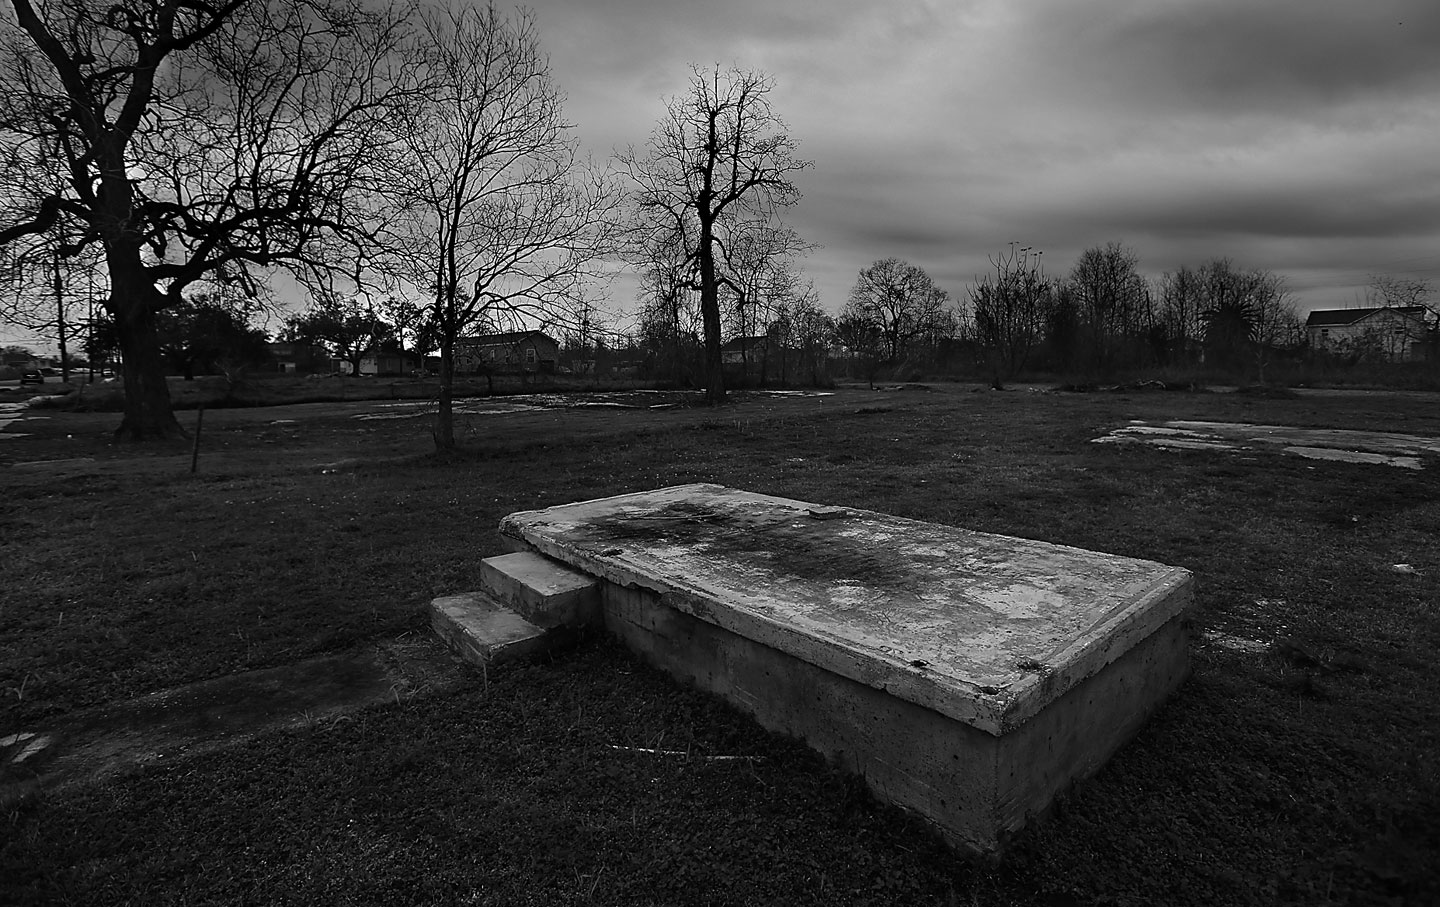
[{"xmin": 1093, "ymin": 420, "xmax": 1440, "ymax": 468}]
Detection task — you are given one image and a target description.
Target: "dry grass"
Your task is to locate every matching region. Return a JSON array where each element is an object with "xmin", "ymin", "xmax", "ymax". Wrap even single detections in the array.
[{"xmin": 2, "ymin": 382, "xmax": 1438, "ymax": 905}]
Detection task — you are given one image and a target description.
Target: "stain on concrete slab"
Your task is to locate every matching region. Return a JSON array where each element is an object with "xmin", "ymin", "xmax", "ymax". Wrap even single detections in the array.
[{"xmin": 1093, "ymin": 420, "xmax": 1439, "ymax": 468}]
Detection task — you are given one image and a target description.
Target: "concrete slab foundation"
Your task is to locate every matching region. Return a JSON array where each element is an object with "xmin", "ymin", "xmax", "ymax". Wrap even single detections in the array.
[
  {"xmin": 497, "ymin": 484, "xmax": 1195, "ymax": 853},
  {"xmin": 1093, "ymin": 420, "xmax": 1439, "ymax": 469}
]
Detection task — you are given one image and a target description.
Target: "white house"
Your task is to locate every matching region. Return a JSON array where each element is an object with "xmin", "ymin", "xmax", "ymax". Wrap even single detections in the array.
[{"xmin": 1305, "ymin": 306, "xmax": 1431, "ymax": 361}]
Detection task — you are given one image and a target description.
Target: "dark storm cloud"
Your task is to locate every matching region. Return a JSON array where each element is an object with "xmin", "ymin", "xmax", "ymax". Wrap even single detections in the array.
[
  {"xmin": 1026, "ymin": 0, "xmax": 1440, "ymax": 115},
  {"xmin": 1111, "ymin": 182, "xmax": 1440, "ymax": 241},
  {"xmin": 450, "ymin": 1, "xmax": 1440, "ymax": 317}
]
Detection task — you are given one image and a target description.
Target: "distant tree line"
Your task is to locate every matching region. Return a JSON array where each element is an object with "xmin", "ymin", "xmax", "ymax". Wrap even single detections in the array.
[
  {"xmin": 3, "ymin": 0, "xmax": 1436, "ymax": 452},
  {"xmin": 636, "ymin": 236, "xmax": 1436, "ymax": 390}
]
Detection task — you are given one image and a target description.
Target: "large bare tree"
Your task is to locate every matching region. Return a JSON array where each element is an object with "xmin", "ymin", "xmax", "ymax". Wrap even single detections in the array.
[
  {"xmin": 1193, "ymin": 258, "xmax": 1298, "ymax": 381},
  {"xmin": 1068, "ymin": 241, "xmax": 1152, "ymax": 372},
  {"xmin": 621, "ymin": 65, "xmax": 810, "ymax": 404},
  {"xmin": 844, "ymin": 257, "xmax": 951, "ymax": 364},
  {"xmin": 969, "ymin": 244, "xmax": 1049, "ymax": 386},
  {"xmin": 1156, "ymin": 265, "xmax": 1205, "ymax": 365},
  {"xmin": 385, "ymin": 2, "xmax": 620, "ymax": 450},
  {"xmin": 0, "ymin": 0, "xmax": 413, "ymax": 439}
]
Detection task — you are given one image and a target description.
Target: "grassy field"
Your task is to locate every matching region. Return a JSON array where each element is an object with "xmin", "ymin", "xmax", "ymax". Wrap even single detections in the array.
[{"xmin": 2, "ymin": 382, "xmax": 1438, "ymax": 905}]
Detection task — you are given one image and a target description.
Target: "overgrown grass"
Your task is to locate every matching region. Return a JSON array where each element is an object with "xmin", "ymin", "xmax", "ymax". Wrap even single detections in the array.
[{"xmin": 2, "ymin": 385, "xmax": 1438, "ymax": 905}]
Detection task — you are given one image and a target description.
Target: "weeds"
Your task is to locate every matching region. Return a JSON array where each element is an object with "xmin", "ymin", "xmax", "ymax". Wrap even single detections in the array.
[{"xmin": 1, "ymin": 384, "xmax": 1438, "ymax": 905}]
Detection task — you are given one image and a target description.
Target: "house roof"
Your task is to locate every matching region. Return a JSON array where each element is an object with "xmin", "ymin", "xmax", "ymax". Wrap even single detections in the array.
[
  {"xmin": 461, "ymin": 330, "xmax": 557, "ymax": 348},
  {"xmin": 1305, "ymin": 306, "xmax": 1429, "ymax": 328},
  {"xmin": 720, "ymin": 335, "xmax": 769, "ymax": 352}
]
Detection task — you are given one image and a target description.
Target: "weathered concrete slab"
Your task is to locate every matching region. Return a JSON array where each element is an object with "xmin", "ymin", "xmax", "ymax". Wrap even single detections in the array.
[
  {"xmin": 498, "ymin": 484, "xmax": 1195, "ymax": 853},
  {"xmin": 500, "ymin": 483, "xmax": 1192, "ymax": 735},
  {"xmin": 1094, "ymin": 420, "xmax": 1439, "ymax": 469},
  {"xmin": 480, "ymin": 551, "xmax": 600, "ymax": 629}
]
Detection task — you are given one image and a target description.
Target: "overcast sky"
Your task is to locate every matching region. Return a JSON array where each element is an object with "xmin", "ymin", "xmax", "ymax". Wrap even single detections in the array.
[
  {"xmin": 531, "ymin": 0, "xmax": 1440, "ymax": 325},
  {"xmin": 7, "ymin": 0, "xmax": 1439, "ymax": 353}
]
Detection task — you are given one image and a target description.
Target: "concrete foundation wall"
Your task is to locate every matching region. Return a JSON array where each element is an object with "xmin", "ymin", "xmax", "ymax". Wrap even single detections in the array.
[
  {"xmin": 602, "ymin": 580, "xmax": 1191, "ymax": 854},
  {"xmin": 993, "ymin": 615, "xmax": 1192, "ymax": 835}
]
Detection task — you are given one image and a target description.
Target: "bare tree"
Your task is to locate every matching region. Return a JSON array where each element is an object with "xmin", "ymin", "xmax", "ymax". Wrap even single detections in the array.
[
  {"xmin": 777, "ymin": 282, "xmax": 833, "ymax": 386},
  {"xmin": 720, "ymin": 219, "xmax": 810, "ymax": 384},
  {"xmin": 284, "ymin": 292, "xmax": 392, "ymax": 377},
  {"xmin": 634, "ymin": 221, "xmax": 702, "ymax": 385},
  {"xmin": 375, "ymin": 293, "xmax": 434, "ymax": 369},
  {"xmin": 843, "ymin": 257, "xmax": 950, "ymax": 365},
  {"xmin": 969, "ymin": 243, "xmax": 1049, "ymax": 386},
  {"xmin": 834, "ymin": 309, "xmax": 884, "ymax": 388},
  {"xmin": 153, "ymin": 286, "xmax": 270, "ymax": 381},
  {"xmin": 385, "ymin": 3, "xmax": 620, "ymax": 450},
  {"xmin": 0, "ymin": 0, "xmax": 415, "ymax": 439},
  {"xmin": 0, "ymin": 229, "xmax": 104, "ymax": 379},
  {"xmin": 1367, "ymin": 274, "xmax": 1434, "ymax": 312},
  {"xmin": 1194, "ymin": 258, "xmax": 1298, "ymax": 381},
  {"xmin": 620, "ymin": 65, "xmax": 810, "ymax": 404},
  {"xmin": 1249, "ymin": 269, "xmax": 1299, "ymax": 382},
  {"xmin": 721, "ymin": 221, "xmax": 807, "ymax": 336},
  {"xmin": 1155, "ymin": 265, "xmax": 1205, "ymax": 366},
  {"xmin": 1365, "ymin": 275, "xmax": 1435, "ymax": 359},
  {"xmin": 1068, "ymin": 242, "xmax": 1154, "ymax": 372}
]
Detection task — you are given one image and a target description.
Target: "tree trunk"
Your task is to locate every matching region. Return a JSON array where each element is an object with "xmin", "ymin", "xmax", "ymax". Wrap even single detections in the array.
[
  {"xmin": 111, "ymin": 265, "xmax": 184, "ymax": 442},
  {"xmin": 435, "ymin": 333, "xmax": 455, "ymax": 451},
  {"xmin": 53, "ymin": 254, "xmax": 71, "ymax": 383},
  {"xmin": 698, "ymin": 223, "xmax": 726, "ymax": 404}
]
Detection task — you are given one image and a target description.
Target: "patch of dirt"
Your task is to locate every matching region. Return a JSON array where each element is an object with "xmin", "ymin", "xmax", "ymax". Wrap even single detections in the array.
[{"xmin": 0, "ymin": 636, "xmax": 465, "ymax": 806}]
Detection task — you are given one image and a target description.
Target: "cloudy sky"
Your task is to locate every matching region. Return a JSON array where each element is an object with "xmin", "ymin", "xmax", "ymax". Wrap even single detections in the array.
[
  {"xmin": 528, "ymin": 0, "xmax": 1440, "ymax": 324},
  {"xmin": 6, "ymin": 0, "xmax": 1438, "ymax": 354}
]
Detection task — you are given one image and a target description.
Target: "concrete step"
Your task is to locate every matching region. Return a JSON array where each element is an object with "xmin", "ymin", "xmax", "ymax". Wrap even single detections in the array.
[
  {"xmin": 480, "ymin": 551, "xmax": 600, "ymax": 629},
  {"xmin": 430, "ymin": 592, "xmax": 551, "ymax": 668}
]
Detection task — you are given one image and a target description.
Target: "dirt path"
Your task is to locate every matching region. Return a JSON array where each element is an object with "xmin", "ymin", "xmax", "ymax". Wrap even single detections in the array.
[{"xmin": 0, "ymin": 634, "xmax": 466, "ymax": 806}]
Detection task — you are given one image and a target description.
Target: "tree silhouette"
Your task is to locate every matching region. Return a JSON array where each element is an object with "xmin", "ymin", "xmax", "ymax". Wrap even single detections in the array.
[
  {"xmin": 621, "ymin": 65, "xmax": 810, "ymax": 404},
  {"xmin": 384, "ymin": 3, "xmax": 619, "ymax": 450},
  {"xmin": 844, "ymin": 258, "xmax": 950, "ymax": 365},
  {"xmin": 0, "ymin": 0, "xmax": 414, "ymax": 439}
]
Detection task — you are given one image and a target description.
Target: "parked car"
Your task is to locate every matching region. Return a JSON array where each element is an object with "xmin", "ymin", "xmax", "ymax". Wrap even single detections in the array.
[{"xmin": 19, "ymin": 367, "xmax": 64, "ymax": 385}]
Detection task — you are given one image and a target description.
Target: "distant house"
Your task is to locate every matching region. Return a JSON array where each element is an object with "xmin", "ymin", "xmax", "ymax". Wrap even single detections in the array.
[
  {"xmin": 1305, "ymin": 306, "xmax": 1432, "ymax": 362},
  {"xmin": 267, "ymin": 341, "xmax": 335, "ymax": 374},
  {"xmin": 720, "ymin": 335, "xmax": 769, "ymax": 365},
  {"xmin": 456, "ymin": 331, "xmax": 560, "ymax": 374},
  {"xmin": 359, "ymin": 351, "xmax": 421, "ymax": 376},
  {"xmin": 1, "ymin": 349, "xmax": 38, "ymax": 369}
]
